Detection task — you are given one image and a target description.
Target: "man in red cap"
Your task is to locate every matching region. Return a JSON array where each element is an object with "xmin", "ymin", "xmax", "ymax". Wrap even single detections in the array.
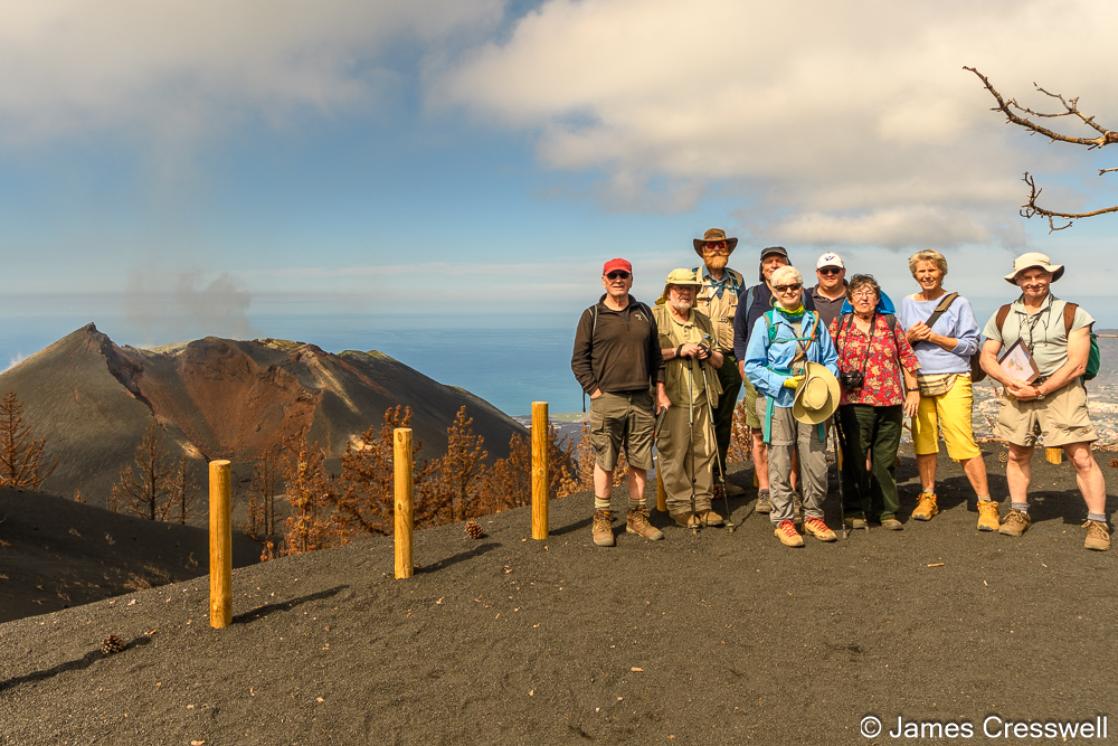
[{"xmin": 572, "ymin": 258, "xmax": 671, "ymax": 547}]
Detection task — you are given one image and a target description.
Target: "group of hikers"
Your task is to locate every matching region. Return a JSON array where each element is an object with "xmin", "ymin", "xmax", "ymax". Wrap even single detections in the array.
[{"xmin": 570, "ymin": 229, "xmax": 1108, "ymax": 551}]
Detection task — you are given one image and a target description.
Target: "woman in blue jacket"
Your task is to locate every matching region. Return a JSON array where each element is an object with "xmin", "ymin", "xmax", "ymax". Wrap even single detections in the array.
[{"xmin": 744, "ymin": 266, "xmax": 840, "ymax": 548}]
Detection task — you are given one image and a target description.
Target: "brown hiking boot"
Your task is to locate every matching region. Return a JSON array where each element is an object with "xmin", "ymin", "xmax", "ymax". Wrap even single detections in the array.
[
  {"xmin": 998, "ymin": 509, "xmax": 1030, "ymax": 538},
  {"xmin": 803, "ymin": 516, "xmax": 837, "ymax": 542},
  {"xmin": 881, "ymin": 517, "xmax": 904, "ymax": 531},
  {"xmin": 977, "ymin": 499, "xmax": 1000, "ymax": 532},
  {"xmin": 911, "ymin": 491, "xmax": 939, "ymax": 521},
  {"xmin": 626, "ymin": 507, "xmax": 664, "ymax": 541},
  {"xmin": 670, "ymin": 510, "xmax": 700, "ymax": 528},
  {"xmin": 698, "ymin": 509, "xmax": 724, "ymax": 527},
  {"xmin": 592, "ymin": 509, "xmax": 615, "ymax": 547},
  {"xmin": 756, "ymin": 489, "xmax": 772, "ymax": 514},
  {"xmin": 1083, "ymin": 520, "xmax": 1110, "ymax": 551},
  {"xmin": 774, "ymin": 519, "xmax": 804, "ymax": 547}
]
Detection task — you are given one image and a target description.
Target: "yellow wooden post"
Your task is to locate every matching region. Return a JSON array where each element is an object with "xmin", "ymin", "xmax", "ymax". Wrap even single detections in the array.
[
  {"xmin": 1045, "ymin": 447, "xmax": 1064, "ymax": 465},
  {"xmin": 531, "ymin": 401, "xmax": 549, "ymax": 540},
  {"xmin": 655, "ymin": 466, "xmax": 667, "ymax": 513},
  {"xmin": 209, "ymin": 459, "xmax": 232, "ymax": 629},
  {"xmin": 394, "ymin": 428, "xmax": 414, "ymax": 579}
]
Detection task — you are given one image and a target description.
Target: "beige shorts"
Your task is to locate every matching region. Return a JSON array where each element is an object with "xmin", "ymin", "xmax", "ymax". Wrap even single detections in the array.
[
  {"xmin": 995, "ymin": 381, "xmax": 1097, "ymax": 448},
  {"xmin": 588, "ymin": 390, "xmax": 655, "ymax": 471}
]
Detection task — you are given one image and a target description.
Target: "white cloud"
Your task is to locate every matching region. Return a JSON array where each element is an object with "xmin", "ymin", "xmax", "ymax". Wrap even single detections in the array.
[
  {"xmin": 0, "ymin": 1, "xmax": 504, "ymax": 145},
  {"xmin": 435, "ymin": 0, "xmax": 1118, "ymax": 248}
]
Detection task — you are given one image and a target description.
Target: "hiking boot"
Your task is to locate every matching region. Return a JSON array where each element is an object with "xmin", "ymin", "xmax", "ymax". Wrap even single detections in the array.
[
  {"xmin": 626, "ymin": 507, "xmax": 664, "ymax": 541},
  {"xmin": 774, "ymin": 519, "xmax": 804, "ymax": 548},
  {"xmin": 698, "ymin": 509, "xmax": 724, "ymax": 527},
  {"xmin": 1083, "ymin": 520, "xmax": 1110, "ymax": 551},
  {"xmin": 670, "ymin": 510, "xmax": 700, "ymax": 529},
  {"xmin": 881, "ymin": 518, "xmax": 904, "ymax": 531},
  {"xmin": 998, "ymin": 509, "xmax": 1030, "ymax": 538},
  {"xmin": 911, "ymin": 491, "xmax": 939, "ymax": 521},
  {"xmin": 592, "ymin": 509, "xmax": 615, "ymax": 547},
  {"xmin": 756, "ymin": 489, "xmax": 772, "ymax": 514},
  {"xmin": 803, "ymin": 516, "xmax": 837, "ymax": 542},
  {"xmin": 976, "ymin": 499, "xmax": 1000, "ymax": 532}
]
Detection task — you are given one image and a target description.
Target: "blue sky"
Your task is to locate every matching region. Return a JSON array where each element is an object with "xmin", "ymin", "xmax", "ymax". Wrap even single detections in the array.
[{"xmin": 1, "ymin": 0, "xmax": 1116, "ymax": 349}]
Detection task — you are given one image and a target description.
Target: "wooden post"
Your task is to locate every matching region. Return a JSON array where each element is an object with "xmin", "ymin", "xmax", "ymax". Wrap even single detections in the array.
[
  {"xmin": 394, "ymin": 428, "xmax": 414, "ymax": 579},
  {"xmin": 209, "ymin": 459, "xmax": 232, "ymax": 629},
  {"xmin": 656, "ymin": 466, "xmax": 667, "ymax": 513},
  {"xmin": 531, "ymin": 401, "xmax": 549, "ymax": 540},
  {"xmin": 1045, "ymin": 447, "xmax": 1064, "ymax": 465}
]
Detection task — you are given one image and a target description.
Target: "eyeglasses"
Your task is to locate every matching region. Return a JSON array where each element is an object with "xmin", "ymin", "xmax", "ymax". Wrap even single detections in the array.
[
  {"xmin": 702, "ymin": 242, "xmax": 729, "ymax": 254},
  {"xmin": 818, "ymin": 267, "xmax": 842, "ymax": 276},
  {"xmin": 606, "ymin": 271, "xmax": 631, "ymax": 280},
  {"xmin": 851, "ymin": 290, "xmax": 876, "ymax": 299},
  {"xmin": 773, "ymin": 283, "xmax": 802, "ymax": 293}
]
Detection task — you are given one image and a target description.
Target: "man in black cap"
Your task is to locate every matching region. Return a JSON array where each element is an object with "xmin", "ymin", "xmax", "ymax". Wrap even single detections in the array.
[{"xmin": 732, "ymin": 246, "xmax": 815, "ymax": 514}]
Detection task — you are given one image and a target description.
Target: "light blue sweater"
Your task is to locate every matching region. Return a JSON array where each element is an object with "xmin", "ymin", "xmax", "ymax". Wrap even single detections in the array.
[{"xmin": 896, "ymin": 294, "xmax": 979, "ymax": 375}]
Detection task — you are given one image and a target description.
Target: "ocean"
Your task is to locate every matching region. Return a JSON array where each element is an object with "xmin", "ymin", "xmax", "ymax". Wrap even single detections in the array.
[{"xmin": 2, "ymin": 313, "xmax": 1116, "ymax": 442}]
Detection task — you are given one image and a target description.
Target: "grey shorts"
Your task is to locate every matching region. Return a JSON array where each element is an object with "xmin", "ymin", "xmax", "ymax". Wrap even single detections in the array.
[{"xmin": 588, "ymin": 390, "xmax": 655, "ymax": 471}]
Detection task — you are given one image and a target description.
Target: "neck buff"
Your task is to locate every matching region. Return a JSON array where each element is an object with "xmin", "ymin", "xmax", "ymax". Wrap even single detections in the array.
[{"xmin": 776, "ymin": 304, "xmax": 805, "ymax": 320}]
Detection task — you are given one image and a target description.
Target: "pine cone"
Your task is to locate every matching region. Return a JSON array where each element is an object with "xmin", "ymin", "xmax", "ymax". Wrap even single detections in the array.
[
  {"xmin": 101, "ymin": 634, "xmax": 126, "ymax": 655},
  {"xmin": 464, "ymin": 519, "xmax": 485, "ymax": 540}
]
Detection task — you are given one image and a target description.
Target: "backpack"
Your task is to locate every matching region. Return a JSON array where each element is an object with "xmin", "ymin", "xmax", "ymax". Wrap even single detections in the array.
[
  {"xmin": 921, "ymin": 292, "xmax": 987, "ymax": 383},
  {"xmin": 993, "ymin": 301, "xmax": 1100, "ymax": 381},
  {"xmin": 762, "ymin": 309, "xmax": 822, "ymax": 351}
]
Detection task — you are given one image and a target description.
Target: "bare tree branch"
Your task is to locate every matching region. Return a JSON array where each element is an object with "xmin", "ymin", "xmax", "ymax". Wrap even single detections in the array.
[
  {"xmin": 965, "ymin": 66, "xmax": 1118, "ymax": 229},
  {"xmin": 1020, "ymin": 172, "xmax": 1118, "ymax": 232},
  {"xmin": 964, "ymin": 66, "xmax": 1117, "ymax": 148}
]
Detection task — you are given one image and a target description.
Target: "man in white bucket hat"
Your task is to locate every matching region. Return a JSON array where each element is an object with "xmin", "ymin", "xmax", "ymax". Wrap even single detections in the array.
[{"xmin": 979, "ymin": 252, "xmax": 1108, "ymax": 551}]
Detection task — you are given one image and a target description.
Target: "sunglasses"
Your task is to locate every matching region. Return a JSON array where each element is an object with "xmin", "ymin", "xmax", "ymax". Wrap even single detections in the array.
[
  {"xmin": 773, "ymin": 283, "xmax": 802, "ymax": 293},
  {"xmin": 702, "ymin": 242, "xmax": 729, "ymax": 253},
  {"xmin": 606, "ymin": 271, "xmax": 631, "ymax": 280},
  {"xmin": 818, "ymin": 267, "xmax": 842, "ymax": 276}
]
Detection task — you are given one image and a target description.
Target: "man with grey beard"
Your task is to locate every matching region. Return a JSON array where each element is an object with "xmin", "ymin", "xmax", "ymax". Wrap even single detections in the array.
[{"xmin": 653, "ymin": 268, "xmax": 726, "ymax": 528}]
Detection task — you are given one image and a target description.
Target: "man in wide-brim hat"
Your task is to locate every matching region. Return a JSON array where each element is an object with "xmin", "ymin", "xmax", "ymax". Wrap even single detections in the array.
[
  {"xmin": 653, "ymin": 268, "xmax": 726, "ymax": 528},
  {"xmin": 690, "ymin": 229, "xmax": 747, "ymax": 501},
  {"xmin": 980, "ymin": 251, "xmax": 1108, "ymax": 551}
]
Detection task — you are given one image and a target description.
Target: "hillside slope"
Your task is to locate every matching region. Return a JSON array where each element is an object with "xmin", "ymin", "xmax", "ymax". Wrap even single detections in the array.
[{"xmin": 0, "ymin": 488, "xmax": 259, "ymax": 623}]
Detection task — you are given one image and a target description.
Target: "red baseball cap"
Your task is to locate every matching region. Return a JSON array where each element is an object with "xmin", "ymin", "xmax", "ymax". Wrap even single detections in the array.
[{"xmin": 602, "ymin": 258, "xmax": 632, "ymax": 275}]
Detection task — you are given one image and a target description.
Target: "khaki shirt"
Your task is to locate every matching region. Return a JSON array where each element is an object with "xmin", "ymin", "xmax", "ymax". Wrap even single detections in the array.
[
  {"xmin": 694, "ymin": 267, "xmax": 743, "ymax": 353},
  {"xmin": 982, "ymin": 295, "xmax": 1094, "ymax": 377},
  {"xmin": 654, "ymin": 305, "xmax": 723, "ymax": 406}
]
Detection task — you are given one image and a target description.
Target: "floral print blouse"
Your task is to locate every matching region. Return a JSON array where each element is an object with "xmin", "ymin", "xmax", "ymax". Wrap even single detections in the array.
[{"xmin": 829, "ymin": 314, "xmax": 919, "ymax": 406}]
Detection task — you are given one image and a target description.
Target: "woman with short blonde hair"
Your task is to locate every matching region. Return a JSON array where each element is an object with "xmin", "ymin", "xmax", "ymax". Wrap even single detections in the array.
[{"xmin": 897, "ymin": 250, "xmax": 996, "ymax": 531}]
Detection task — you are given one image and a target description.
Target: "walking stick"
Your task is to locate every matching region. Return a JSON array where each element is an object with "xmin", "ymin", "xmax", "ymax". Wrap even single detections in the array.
[
  {"xmin": 698, "ymin": 349, "xmax": 735, "ymax": 533},
  {"xmin": 832, "ymin": 419, "xmax": 848, "ymax": 539},
  {"xmin": 687, "ymin": 356, "xmax": 700, "ymax": 539}
]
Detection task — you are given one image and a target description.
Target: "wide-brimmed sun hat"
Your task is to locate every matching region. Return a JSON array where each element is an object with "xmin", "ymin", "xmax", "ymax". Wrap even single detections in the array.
[
  {"xmin": 792, "ymin": 362, "xmax": 841, "ymax": 426},
  {"xmin": 1004, "ymin": 251, "xmax": 1064, "ymax": 284},
  {"xmin": 693, "ymin": 228, "xmax": 739, "ymax": 256},
  {"xmin": 657, "ymin": 267, "xmax": 703, "ymax": 304}
]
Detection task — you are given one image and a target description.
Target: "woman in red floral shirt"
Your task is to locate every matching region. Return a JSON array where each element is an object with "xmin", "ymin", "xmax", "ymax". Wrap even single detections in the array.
[{"xmin": 830, "ymin": 274, "xmax": 920, "ymax": 530}]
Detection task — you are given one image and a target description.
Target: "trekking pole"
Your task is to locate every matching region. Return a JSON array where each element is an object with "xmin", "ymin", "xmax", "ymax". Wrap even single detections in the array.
[
  {"xmin": 687, "ymin": 356, "xmax": 700, "ymax": 539},
  {"xmin": 698, "ymin": 351, "xmax": 735, "ymax": 533},
  {"xmin": 832, "ymin": 421, "xmax": 847, "ymax": 540}
]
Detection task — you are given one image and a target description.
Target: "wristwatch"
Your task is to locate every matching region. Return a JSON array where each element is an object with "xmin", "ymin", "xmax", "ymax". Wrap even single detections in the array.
[{"xmin": 1035, "ymin": 386, "xmax": 1046, "ymax": 401}]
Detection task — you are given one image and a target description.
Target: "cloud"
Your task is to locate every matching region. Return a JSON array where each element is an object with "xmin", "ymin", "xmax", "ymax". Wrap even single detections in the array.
[
  {"xmin": 434, "ymin": 0, "xmax": 1118, "ymax": 248},
  {"xmin": 0, "ymin": 1, "xmax": 504, "ymax": 146}
]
